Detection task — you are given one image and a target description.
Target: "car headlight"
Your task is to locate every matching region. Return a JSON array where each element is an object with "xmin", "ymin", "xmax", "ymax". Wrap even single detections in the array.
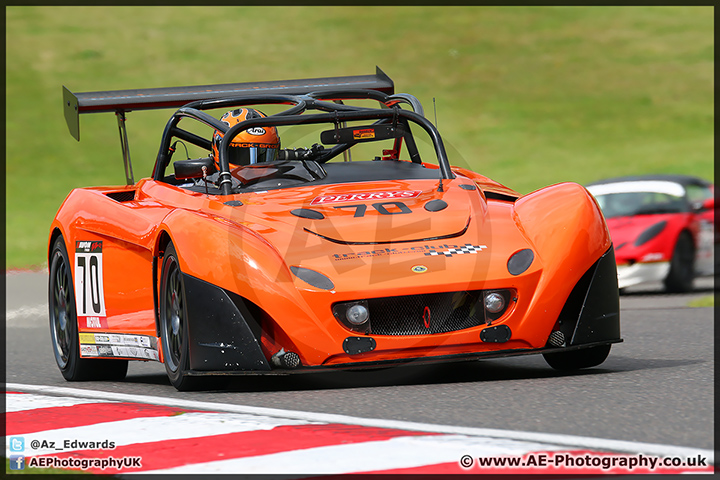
[
  {"xmin": 346, "ymin": 304, "xmax": 369, "ymax": 325},
  {"xmin": 332, "ymin": 300, "xmax": 370, "ymax": 333},
  {"xmin": 481, "ymin": 289, "xmax": 514, "ymax": 324},
  {"xmin": 484, "ymin": 292, "xmax": 506, "ymax": 314}
]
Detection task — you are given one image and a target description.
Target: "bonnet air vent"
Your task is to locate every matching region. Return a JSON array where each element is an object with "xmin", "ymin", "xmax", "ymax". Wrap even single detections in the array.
[
  {"xmin": 484, "ymin": 191, "xmax": 518, "ymax": 202},
  {"xmin": 105, "ymin": 190, "xmax": 136, "ymax": 202}
]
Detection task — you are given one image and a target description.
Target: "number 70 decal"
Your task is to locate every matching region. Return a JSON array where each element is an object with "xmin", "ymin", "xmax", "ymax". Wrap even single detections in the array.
[
  {"xmin": 334, "ymin": 201, "xmax": 412, "ymax": 217},
  {"xmin": 75, "ymin": 241, "xmax": 106, "ymax": 317}
]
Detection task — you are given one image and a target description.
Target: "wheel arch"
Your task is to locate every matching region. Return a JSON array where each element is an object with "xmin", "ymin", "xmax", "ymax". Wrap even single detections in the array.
[
  {"xmin": 48, "ymin": 226, "xmax": 66, "ymax": 265},
  {"xmin": 153, "ymin": 232, "xmax": 272, "ymax": 373},
  {"xmin": 156, "ymin": 208, "xmax": 297, "ymax": 308},
  {"xmin": 152, "ymin": 228, "xmax": 174, "ymax": 340},
  {"xmin": 48, "ymin": 227, "xmax": 129, "ymax": 381},
  {"xmin": 150, "ymin": 212, "xmax": 301, "ymax": 370},
  {"xmin": 512, "ymin": 182, "xmax": 614, "ymax": 346}
]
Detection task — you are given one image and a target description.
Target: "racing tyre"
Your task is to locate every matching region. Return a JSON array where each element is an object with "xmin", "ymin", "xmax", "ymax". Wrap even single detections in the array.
[
  {"xmin": 159, "ymin": 243, "xmax": 203, "ymax": 391},
  {"xmin": 49, "ymin": 236, "xmax": 128, "ymax": 381},
  {"xmin": 542, "ymin": 344, "xmax": 611, "ymax": 371},
  {"xmin": 664, "ymin": 232, "xmax": 695, "ymax": 293}
]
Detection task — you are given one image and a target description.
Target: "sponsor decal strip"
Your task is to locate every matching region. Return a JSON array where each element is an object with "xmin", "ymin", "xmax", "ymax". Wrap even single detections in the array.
[
  {"xmin": 78, "ymin": 332, "xmax": 160, "ymax": 361},
  {"xmin": 78, "ymin": 332, "xmax": 154, "ymax": 347},
  {"xmin": 332, "ymin": 243, "xmax": 487, "ymax": 261},
  {"xmin": 5, "ymin": 387, "xmax": 714, "ymax": 475},
  {"xmin": 79, "ymin": 345, "xmax": 160, "ymax": 361}
]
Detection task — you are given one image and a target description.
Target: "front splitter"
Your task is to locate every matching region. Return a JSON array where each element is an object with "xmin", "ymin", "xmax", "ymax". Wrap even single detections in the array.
[{"xmin": 185, "ymin": 339, "xmax": 623, "ymax": 376}]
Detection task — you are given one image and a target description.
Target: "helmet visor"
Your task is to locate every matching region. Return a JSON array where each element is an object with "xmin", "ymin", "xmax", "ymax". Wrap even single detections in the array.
[{"xmin": 228, "ymin": 144, "xmax": 279, "ymax": 165}]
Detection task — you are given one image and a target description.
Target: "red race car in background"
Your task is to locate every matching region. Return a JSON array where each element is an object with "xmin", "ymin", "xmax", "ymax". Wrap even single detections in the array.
[{"xmin": 586, "ymin": 175, "xmax": 714, "ymax": 293}]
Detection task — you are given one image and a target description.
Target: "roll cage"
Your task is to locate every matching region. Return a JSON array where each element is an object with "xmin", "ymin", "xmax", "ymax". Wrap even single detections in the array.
[{"xmin": 154, "ymin": 91, "xmax": 454, "ymax": 195}]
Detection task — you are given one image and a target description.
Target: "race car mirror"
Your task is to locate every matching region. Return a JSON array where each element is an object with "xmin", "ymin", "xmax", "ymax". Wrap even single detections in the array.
[
  {"xmin": 320, "ymin": 124, "xmax": 405, "ymax": 145},
  {"xmin": 691, "ymin": 197, "xmax": 714, "ymax": 212},
  {"xmin": 174, "ymin": 157, "xmax": 217, "ymax": 180}
]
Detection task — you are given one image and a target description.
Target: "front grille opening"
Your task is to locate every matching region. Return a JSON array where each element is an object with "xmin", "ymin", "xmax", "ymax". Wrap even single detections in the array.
[{"xmin": 367, "ymin": 290, "xmax": 485, "ymax": 336}]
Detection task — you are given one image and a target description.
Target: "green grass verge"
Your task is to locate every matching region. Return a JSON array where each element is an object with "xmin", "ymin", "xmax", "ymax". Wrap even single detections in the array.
[
  {"xmin": 687, "ymin": 295, "xmax": 714, "ymax": 308},
  {"xmin": 6, "ymin": 6, "xmax": 713, "ymax": 268}
]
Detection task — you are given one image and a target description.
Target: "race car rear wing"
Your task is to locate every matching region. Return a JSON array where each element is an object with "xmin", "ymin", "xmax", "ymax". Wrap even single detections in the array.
[
  {"xmin": 62, "ymin": 67, "xmax": 394, "ymax": 141},
  {"xmin": 62, "ymin": 67, "xmax": 394, "ymax": 185}
]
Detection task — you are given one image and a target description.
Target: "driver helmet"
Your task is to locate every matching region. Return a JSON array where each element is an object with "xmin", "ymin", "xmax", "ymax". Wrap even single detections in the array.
[{"xmin": 211, "ymin": 108, "xmax": 280, "ymax": 169}]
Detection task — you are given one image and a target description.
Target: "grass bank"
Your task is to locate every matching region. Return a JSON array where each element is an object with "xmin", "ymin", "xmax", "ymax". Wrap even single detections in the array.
[{"xmin": 6, "ymin": 6, "xmax": 713, "ymax": 268}]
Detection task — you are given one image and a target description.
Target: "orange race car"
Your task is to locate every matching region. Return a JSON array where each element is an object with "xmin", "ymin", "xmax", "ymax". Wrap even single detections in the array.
[{"xmin": 50, "ymin": 68, "xmax": 621, "ymax": 390}]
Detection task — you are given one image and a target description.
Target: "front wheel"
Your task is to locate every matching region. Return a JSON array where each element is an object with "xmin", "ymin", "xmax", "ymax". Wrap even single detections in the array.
[
  {"xmin": 159, "ymin": 242, "xmax": 202, "ymax": 391},
  {"xmin": 49, "ymin": 236, "xmax": 128, "ymax": 381},
  {"xmin": 543, "ymin": 344, "xmax": 611, "ymax": 371}
]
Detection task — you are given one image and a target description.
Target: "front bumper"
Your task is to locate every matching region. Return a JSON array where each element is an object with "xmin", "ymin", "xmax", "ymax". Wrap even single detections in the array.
[
  {"xmin": 617, "ymin": 261, "xmax": 670, "ymax": 289},
  {"xmin": 180, "ymin": 245, "xmax": 621, "ymax": 374}
]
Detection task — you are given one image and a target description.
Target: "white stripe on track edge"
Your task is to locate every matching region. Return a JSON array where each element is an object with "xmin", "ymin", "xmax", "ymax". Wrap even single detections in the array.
[
  {"xmin": 7, "ymin": 383, "xmax": 713, "ymax": 462},
  {"xmin": 8, "ymin": 412, "xmax": 315, "ymax": 456},
  {"xmin": 5, "ymin": 392, "xmax": 116, "ymax": 412},
  {"xmin": 144, "ymin": 434, "xmax": 567, "ymax": 474}
]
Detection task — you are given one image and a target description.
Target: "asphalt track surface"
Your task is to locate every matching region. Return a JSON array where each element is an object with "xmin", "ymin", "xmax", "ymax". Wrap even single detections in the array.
[{"xmin": 5, "ymin": 272, "xmax": 715, "ymax": 452}]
